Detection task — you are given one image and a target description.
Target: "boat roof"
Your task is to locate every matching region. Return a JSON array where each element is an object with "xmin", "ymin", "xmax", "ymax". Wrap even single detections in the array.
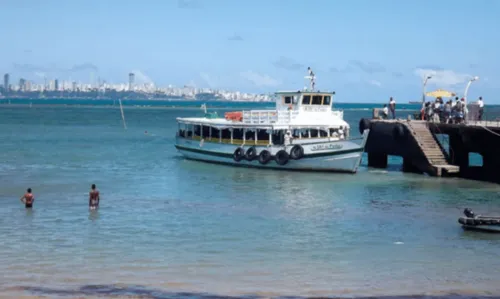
[
  {"xmin": 275, "ymin": 90, "xmax": 335, "ymax": 95},
  {"xmin": 176, "ymin": 116, "xmax": 348, "ymax": 129}
]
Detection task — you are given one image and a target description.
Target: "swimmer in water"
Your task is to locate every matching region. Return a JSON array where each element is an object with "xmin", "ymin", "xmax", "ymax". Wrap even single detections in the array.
[
  {"xmin": 20, "ymin": 188, "xmax": 35, "ymax": 208},
  {"xmin": 89, "ymin": 184, "xmax": 100, "ymax": 210}
]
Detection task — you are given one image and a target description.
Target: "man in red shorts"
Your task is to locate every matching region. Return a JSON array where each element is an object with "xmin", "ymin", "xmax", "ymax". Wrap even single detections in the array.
[{"xmin": 89, "ymin": 184, "xmax": 100, "ymax": 210}]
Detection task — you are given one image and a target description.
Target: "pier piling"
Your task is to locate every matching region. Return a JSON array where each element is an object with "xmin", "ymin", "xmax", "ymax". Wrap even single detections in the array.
[{"xmin": 361, "ymin": 114, "xmax": 500, "ymax": 184}]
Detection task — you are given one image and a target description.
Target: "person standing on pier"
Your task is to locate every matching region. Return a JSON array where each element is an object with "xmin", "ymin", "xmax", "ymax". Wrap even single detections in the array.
[
  {"xmin": 389, "ymin": 97, "xmax": 396, "ymax": 119},
  {"xmin": 477, "ymin": 96, "xmax": 484, "ymax": 120}
]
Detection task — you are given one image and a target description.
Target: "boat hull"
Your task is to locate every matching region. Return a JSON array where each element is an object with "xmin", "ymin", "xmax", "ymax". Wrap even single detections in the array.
[{"xmin": 174, "ymin": 136, "xmax": 366, "ymax": 173}]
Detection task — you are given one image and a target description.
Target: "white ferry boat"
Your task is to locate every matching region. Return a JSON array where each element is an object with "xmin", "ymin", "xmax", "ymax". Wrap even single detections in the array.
[{"xmin": 174, "ymin": 72, "xmax": 370, "ymax": 173}]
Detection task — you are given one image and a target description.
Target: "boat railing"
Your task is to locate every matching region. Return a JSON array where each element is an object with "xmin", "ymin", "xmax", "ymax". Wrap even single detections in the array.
[{"xmin": 242, "ymin": 110, "xmax": 279, "ymax": 124}]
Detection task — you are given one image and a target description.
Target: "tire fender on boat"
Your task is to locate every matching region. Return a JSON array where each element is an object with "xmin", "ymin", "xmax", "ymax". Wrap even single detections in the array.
[
  {"xmin": 289, "ymin": 144, "xmax": 304, "ymax": 160},
  {"xmin": 245, "ymin": 146, "xmax": 257, "ymax": 161},
  {"xmin": 233, "ymin": 147, "xmax": 245, "ymax": 162},
  {"xmin": 359, "ymin": 118, "xmax": 371, "ymax": 135},
  {"xmin": 275, "ymin": 150, "xmax": 290, "ymax": 166},
  {"xmin": 258, "ymin": 150, "xmax": 272, "ymax": 165}
]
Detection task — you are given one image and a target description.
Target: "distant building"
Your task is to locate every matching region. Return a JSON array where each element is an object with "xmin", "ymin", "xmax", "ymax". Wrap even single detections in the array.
[
  {"xmin": 19, "ymin": 78, "xmax": 26, "ymax": 91},
  {"xmin": 3, "ymin": 73, "xmax": 9, "ymax": 91},
  {"xmin": 128, "ymin": 73, "xmax": 134, "ymax": 91},
  {"xmin": 55, "ymin": 79, "xmax": 59, "ymax": 91},
  {"xmin": 72, "ymin": 81, "xmax": 77, "ymax": 92}
]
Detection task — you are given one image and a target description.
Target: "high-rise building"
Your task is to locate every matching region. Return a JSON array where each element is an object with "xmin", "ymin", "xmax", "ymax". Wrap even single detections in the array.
[
  {"xmin": 55, "ymin": 79, "xmax": 59, "ymax": 91},
  {"xmin": 19, "ymin": 78, "xmax": 26, "ymax": 91},
  {"xmin": 128, "ymin": 73, "xmax": 135, "ymax": 91},
  {"xmin": 3, "ymin": 73, "xmax": 9, "ymax": 91},
  {"xmin": 72, "ymin": 81, "xmax": 77, "ymax": 92}
]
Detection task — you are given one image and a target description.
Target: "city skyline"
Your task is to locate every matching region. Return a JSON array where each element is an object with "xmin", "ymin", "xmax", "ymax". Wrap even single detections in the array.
[{"xmin": 1, "ymin": 0, "xmax": 498, "ymax": 102}]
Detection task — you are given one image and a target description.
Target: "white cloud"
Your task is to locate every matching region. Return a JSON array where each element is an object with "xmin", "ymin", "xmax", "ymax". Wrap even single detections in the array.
[
  {"xmin": 131, "ymin": 70, "xmax": 153, "ymax": 84},
  {"xmin": 414, "ymin": 68, "xmax": 472, "ymax": 87},
  {"xmin": 368, "ymin": 79, "xmax": 382, "ymax": 87},
  {"xmin": 240, "ymin": 71, "xmax": 281, "ymax": 87}
]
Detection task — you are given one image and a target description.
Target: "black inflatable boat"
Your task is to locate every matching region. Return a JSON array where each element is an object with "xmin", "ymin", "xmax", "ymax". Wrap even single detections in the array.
[{"xmin": 458, "ymin": 208, "xmax": 500, "ymax": 233}]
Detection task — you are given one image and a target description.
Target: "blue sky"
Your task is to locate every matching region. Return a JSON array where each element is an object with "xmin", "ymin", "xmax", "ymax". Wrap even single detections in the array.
[{"xmin": 1, "ymin": 0, "xmax": 498, "ymax": 102}]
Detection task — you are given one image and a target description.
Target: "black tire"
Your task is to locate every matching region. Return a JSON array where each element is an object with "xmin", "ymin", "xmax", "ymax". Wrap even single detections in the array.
[
  {"xmin": 258, "ymin": 150, "xmax": 272, "ymax": 165},
  {"xmin": 233, "ymin": 147, "xmax": 245, "ymax": 162},
  {"xmin": 245, "ymin": 146, "xmax": 257, "ymax": 161},
  {"xmin": 275, "ymin": 150, "xmax": 289, "ymax": 166},
  {"xmin": 359, "ymin": 118, "xmax": 371, "ymax": 134},
  {"xmin": 289, "ymin": 144, "xmax": 304, "ymax": 160}
]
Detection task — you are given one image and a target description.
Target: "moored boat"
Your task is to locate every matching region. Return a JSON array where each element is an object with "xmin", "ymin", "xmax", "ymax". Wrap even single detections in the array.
[
  {"xmin": 174, "ymin": 70, "xmax": 370, "ymax": 173},
  {"xmin": 458, "ymin": 208, "xmax": 500, "ymax": 233}
]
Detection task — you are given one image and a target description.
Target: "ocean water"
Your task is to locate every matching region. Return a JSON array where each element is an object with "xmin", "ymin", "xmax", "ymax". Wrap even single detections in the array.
[{"xmin": 1, "ymin": 102, "xmax": 500, "ymax": 299}]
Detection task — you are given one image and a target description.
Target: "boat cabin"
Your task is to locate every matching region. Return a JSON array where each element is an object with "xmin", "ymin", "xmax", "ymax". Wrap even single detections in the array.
[{"xmin": 276, "ymin": 91, "xmax": 335, "ymax": 113}]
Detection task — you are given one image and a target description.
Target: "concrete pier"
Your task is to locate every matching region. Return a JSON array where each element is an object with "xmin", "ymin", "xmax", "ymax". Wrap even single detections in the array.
[{"xmin": 360, "ymin": 117, "xmax": 500, "ymax": 183}]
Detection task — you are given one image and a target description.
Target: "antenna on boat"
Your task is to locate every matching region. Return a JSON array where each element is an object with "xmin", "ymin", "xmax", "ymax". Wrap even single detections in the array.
[
  {"xmin": 118, "ymin": 99, "xmax": 127, "ymax": 130},
  {"xmin": 305, "ymin": 67, "xmax": 316, "ymax": 91}
]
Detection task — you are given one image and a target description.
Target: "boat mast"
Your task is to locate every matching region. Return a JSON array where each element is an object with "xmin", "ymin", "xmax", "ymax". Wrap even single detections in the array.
[{"xmin": 305, "ymin": 67, "xmax": 316, "ymax": 91}]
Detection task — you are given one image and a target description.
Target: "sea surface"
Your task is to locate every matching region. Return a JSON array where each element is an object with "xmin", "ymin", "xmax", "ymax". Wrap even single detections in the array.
[{"xmin": 1, "ymin": 100, "xmax": 500, "ymax": 299}]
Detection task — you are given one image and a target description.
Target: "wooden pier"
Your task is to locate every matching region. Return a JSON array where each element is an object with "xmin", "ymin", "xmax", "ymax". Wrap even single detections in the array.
[{"xmin": 359, "ymin": 117, "xmax": 500, "ymax": 183}]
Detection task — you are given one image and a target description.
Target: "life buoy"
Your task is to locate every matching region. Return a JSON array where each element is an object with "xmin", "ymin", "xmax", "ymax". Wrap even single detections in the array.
[
  {"xmin": 258, "ymin": 150, "xmax": 272, "ymax": 165},
  {"xmin": 392, "ymin": 123, "xmax": 406, "ymax": 141},
  {"xmin": 233, "ymin": 147, "xmax": 245, "ymax": 162},
  {"xmin": 289, "ymin": 144, "xmax": 304, "ymax": 160},
  {"xmin": 359, "ymin": 118, "xmax": 371, "ymax": 134},
  {"xmin": 275, "ymin": 150, "xmax": 289, "ymax": 166},
  {"xmin": 245, "ymin": 146, "xmax": 257, "ymax": 161}
]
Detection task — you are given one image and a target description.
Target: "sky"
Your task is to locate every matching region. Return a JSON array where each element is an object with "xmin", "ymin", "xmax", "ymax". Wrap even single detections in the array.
[{"xmin": 0, "ymin": 0, "xmax": 499, "ymax": 103}]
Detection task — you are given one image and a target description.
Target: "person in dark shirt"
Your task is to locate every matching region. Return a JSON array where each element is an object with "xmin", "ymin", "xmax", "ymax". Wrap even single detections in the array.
[{"xmin": 20, "ymin": 188, "xmax": 35, "ymax": 208}]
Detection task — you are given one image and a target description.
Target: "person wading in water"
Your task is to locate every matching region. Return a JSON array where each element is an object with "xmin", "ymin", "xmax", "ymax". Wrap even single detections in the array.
[
  {"xmin": 20, "ymin": 188, "xmax": 35, "ymax": 208},
  {"xmin": 89, "ymin": 184, "xmax": 100, "ymax": 210}
]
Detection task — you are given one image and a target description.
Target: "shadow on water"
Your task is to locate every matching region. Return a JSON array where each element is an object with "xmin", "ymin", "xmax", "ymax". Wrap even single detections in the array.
[{"xmin": 14, "ymin": 285, "xmax": 500, "ymax": 299}]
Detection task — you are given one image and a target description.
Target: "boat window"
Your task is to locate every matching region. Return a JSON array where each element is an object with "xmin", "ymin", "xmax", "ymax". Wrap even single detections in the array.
[
  {"xmin": 284, "ymin": 96, "xmax": 293, "ymax": 104},
  {"xmin": 178, "ymin": 123, "xmax": 186, "ymax": 137},
  {"xmin": 193, "ymin": 125, "xmax": 201, "ymax": 136},
  {"xmin": 211, "ymin": 127, "xmax": 220, "ymax": 138},
  {"xmin": 319, "ymin": 129, "xmax": 328, "ymax": 137},
  {"xmin": 186, "ymin": 124, "xmax": 193, "ymax": 138},
  {"xmin": 257, "ymin": 129, "xmax": 270, "ymax": 142},
  {"xmin": 312, "ymin": 95, "xmax": 322, "ymax": 105},
  {"xmin": 202, "ymin": 125, "xmax": 210, "ymax": 138},
  {"xmin": 244, "ymin": 129, "xmax": 255, "ymax": 141},
  {"xmin": 323, "ymin": 96, "xmax": 331, "ymax": 105},
  {"xmin": 221, "ymin": 129, "xmax": 231, "ymax": 139},
  {"xmin": 302, "ymin": 95, "xmax": 311, "ymax": 105},
  {"xmin": 272, "ymin": 130, "xmax": 284, "ymax": 145},
  {"xmin": 310, "ymin": 129, "xmax": 319, "ymax": 137},
  {"xmin": 233, "ymin": 128, "xmax": 244, "ymax": 140}
]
